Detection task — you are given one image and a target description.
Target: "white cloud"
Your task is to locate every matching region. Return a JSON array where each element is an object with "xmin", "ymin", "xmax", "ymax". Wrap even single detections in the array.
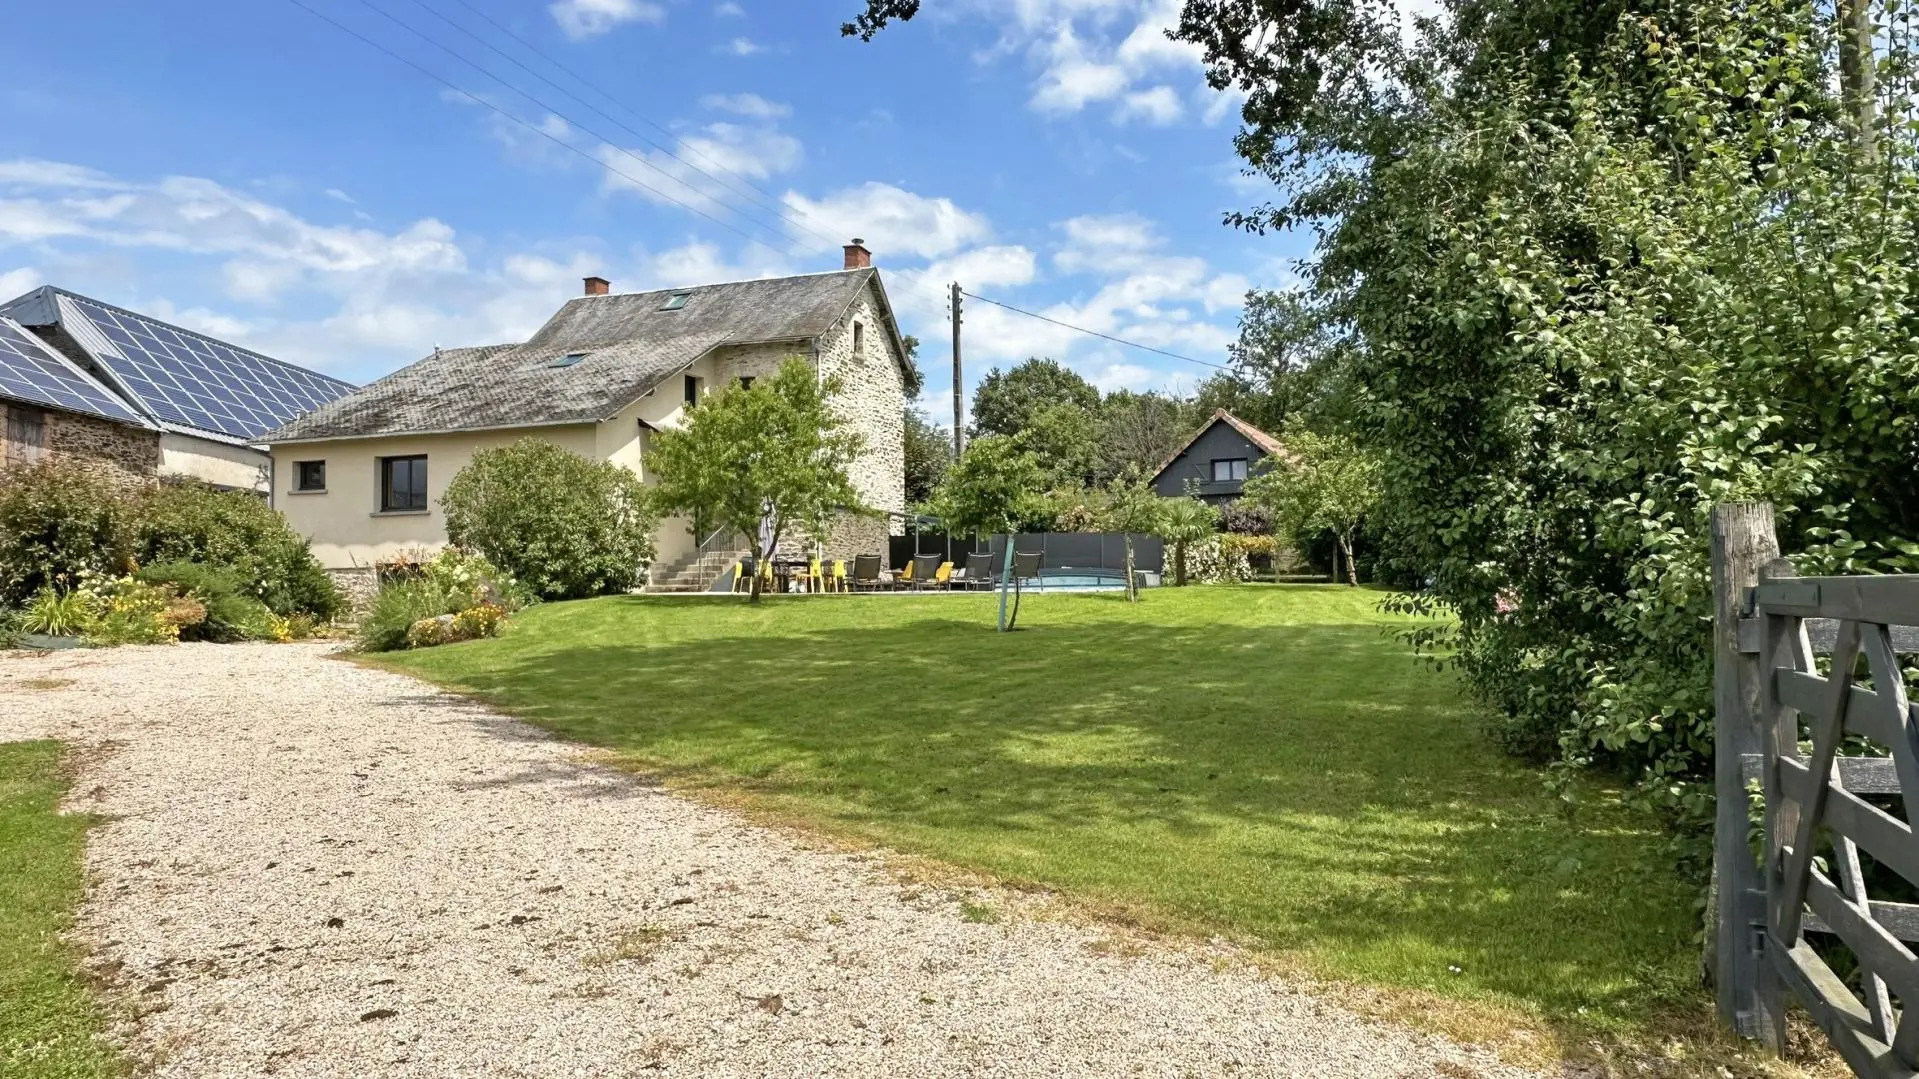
[
  {"xmin": 782, "ymin": 183, "xmax": 992, "ymax": 260},
  {"xmin": 1118, "ymin": 85, "xmax": 1183, "ymax": 124},
  {"xmin": 597, "ymin": 122, "xmax": 802, "ymax": 217},
  {"xmin": 714, "ymin": 0, "xmax": 745, "ymax": 15},
  {"xmin": 0, "ymin": 265, "xmax": 41, "ymax": 299},
  {"xmin": 721, "ymin": 36, "xmax": 765, "ymax": 56},
  {"xmin": 700, "ymin": 92, "xmax": 790, "ymax": 119},
  {"xmin": 549, "ymin": 0, "xmax": 663, "ymax": 40},
  {"xmin": 323, "ymin": 188, "xmax": 356, "ymax": 205},
  {"xmin": 1053, "ymin": 212, "xmax": 1158, "ymax": 274}
]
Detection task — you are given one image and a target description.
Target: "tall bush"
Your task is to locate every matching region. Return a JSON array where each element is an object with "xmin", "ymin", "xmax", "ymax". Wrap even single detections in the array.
[
  {"xmin": 0, "ymin": 461, "xmax": 133, "ymax": 605},
  {"xmin": 440, "ymin": 438, "xmax": 657, "ymax": 601},
  {"xmin": 134, "ymin": 482, "xmax": 342, "ymax": 619}
]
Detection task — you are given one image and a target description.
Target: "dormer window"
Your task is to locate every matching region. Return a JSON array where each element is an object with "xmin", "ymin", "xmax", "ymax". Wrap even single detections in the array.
[
  {"xmin": 661, "ymin": 291, "xmax": 691, "ymax": 311},
  {"xmin": 549, "ymin": 352, "xmax": 586, "ymax": 368}
]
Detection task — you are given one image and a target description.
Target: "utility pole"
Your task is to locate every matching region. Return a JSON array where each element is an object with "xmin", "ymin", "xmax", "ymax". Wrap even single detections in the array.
[{"xmin": 950, "ymin": 281, "xmax": 964, "ymax": 460}]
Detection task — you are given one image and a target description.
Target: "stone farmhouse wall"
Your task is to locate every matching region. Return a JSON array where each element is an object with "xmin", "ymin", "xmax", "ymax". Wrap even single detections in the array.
[{"xmin": 2, "ymin": 403, "xmax": 160, "ymax": 488}]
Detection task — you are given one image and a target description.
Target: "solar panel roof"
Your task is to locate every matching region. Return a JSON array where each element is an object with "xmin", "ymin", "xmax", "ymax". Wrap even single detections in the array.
[
  {"xmin": 0, "ymin": 317, "xmax": 149, "ymax": 426},
  {"xmin": 38, "ymin": 292, "xmax": 355, "ymax": 441}
]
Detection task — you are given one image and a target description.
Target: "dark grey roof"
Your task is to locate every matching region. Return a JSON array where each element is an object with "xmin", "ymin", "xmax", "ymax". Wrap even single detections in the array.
[{"xmin": 264, "ymin": 268, "xmax": 891, "ymax": 443}]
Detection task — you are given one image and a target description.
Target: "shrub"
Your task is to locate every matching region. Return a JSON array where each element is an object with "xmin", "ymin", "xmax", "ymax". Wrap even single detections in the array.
[
  {"xmin": 403, "ymin": 604, "xmax": 505, "ymax": 649},
  {"xmin": 1184, "ymin": 535, "xmax": 1253, "ymax": 584},
  {"xmin": 421, "ymin": 548, "xmax": 530, "ymax": 611},
  {"xmin": 134, "ymin": 482, "xmax": 342, "ymax": 619},
  {"xmin": 0, "ymin": 461, "xmax": 134, "ymax": 606},
  {"xmin": 137, "ymin": 561, "xmax": 276, "ymax": 642},
  {"xmin": 440, "ymin": 439, "xmax": 657, "ymax": 601},
  {"xmin": 21, "ymin": 588, "xmax": 99, "ymax": 638},
  {"xmin": 83, "ymin": 577, "xmax": 178, "ymax": 646},
  {"xmin": 358, "ymin": 577, "xmax": 467, "ymax": 653}
]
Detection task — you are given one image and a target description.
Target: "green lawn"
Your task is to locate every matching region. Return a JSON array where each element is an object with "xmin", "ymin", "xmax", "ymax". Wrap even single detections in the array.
[
  {"xmin": 381, "ymin": 585, "xmax": 1706, "ymax": 1056},
  {"xmin": 0, "ymin": 741, "xmax": 122, "ymax": 1079}
]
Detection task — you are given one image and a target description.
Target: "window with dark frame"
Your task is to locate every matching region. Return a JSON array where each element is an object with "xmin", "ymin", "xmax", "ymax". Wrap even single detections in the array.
[
  {"xmin": 852, "ymin": 321, "xmax": 864, "ymax": 358},
  {"xmin": 684, "ymin": 375, "xmax": 702, "ymax": 405},
  {"xmin": 1211, "ymin": 458, "xmax": 1248, "ymax": 483},
  {"xmin": 294, "ymin": 460, "xmax": 326, "ymax": 492},
  {"xmin": 379, "ymin": 455, "xmax": 428, "ymax": 512},
  {"xmin": 738, "ymin": 376, "xmax": 755, "ymax": 391}
]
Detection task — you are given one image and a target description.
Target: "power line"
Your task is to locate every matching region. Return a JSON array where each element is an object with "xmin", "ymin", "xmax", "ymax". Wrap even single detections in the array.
[{"xmin": 960, "ymin": 290, "xmax": 1232, "ymax": 372}]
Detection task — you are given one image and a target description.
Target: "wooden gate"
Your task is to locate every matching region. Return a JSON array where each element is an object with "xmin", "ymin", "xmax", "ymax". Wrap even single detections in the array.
[{"xmin": 1712, "ymin": 503, "xmax": 1919, "ymax": 1076}]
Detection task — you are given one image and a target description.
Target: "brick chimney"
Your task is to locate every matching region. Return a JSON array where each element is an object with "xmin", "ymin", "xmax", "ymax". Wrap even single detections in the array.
[
  {"xmin": 842, "ymin": 239, "xmax": 872, "ymax": 270},
  {"xmin": 583, "ymin": 275, "xmax": 610, "ymax": 296}
]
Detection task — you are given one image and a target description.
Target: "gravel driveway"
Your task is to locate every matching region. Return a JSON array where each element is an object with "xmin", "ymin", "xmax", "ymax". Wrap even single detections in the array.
[{"xmin": 1, "ymin": 642, "xmax": 1547, "ymax": 1078}]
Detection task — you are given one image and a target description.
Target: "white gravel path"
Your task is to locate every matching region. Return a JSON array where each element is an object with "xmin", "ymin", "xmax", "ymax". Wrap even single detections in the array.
[{"xmin": 1, "ymin": 641, "xmax": 1551, "ymax": 1079}]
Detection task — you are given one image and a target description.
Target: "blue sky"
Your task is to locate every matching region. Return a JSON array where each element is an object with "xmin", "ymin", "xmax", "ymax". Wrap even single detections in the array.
[{"xmin": 0, "ymin": 0, "xmax": 1308, "ymax": 428}]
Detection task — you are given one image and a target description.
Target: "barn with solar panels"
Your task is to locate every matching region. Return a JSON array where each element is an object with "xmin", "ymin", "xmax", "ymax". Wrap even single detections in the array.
[
  {"xmin": 0, "ymin": 286, "xmax": 356, "ymax": 491},
  {"xmin": 0, "ymin": 314, "xmax": 160, "ymax": 482}
]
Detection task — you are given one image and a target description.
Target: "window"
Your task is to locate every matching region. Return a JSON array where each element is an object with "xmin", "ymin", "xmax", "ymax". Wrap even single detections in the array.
[
  {"xmin": 684, "ymin": 375, "xmax": 703, "ymax": 405},
  {"xmin": 294, "ymin": 460, "xmax": 326, "ymax": 492},
  {"xmin": 379, "ymin": 455, "xmax": 428, "ymax": 512},
  {"xmin": 549, "ymin": 352, "xmax": 586, "ymax": 368},
  {"xmin": 1211, "ymin": 458, "xmax": 1248, "ymax": 483},
  {"xmin": 738, "ymin": 376, "xmax": 755, "ymax": 391},
  {"xmin": 4, "ymin": 406, "xmax": 45, "ymax": 465},
  {"xmin": 852, "ymin": 321, "xmax": 864, "ymax": 358},
  {"xmin": 661, "ymin": 291, "xmax": 691, "ymax": 311}
]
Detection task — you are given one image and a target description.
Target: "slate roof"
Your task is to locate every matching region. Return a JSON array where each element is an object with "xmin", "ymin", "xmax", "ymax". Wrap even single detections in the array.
[
  {"xmin": 264, "ymin": 268, "xmax": 896, "ymax": 443},
  {"xmin": 1151, "ymin": 409, "xmax": 1287, "ymax": 481}
]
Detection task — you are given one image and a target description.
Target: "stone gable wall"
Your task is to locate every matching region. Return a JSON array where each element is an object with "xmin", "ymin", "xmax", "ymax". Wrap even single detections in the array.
[
  {"xmin": 2, "ymin": 405, "xmax": 160, "ymax": 488},
  {"xmin": 816, "ymin": 283, "xmax": 906, "ymax": 564}
]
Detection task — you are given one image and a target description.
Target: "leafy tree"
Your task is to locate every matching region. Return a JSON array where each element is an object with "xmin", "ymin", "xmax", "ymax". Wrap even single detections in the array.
[
  {"xmin": 903, "ymin": 406, "xmax": 953, "ymax": 506},
  {"xmin": 968, "ymin": 358, "xmax": 1100, "ymax": 440},
  {"xmin": 648, "ymin": 358, "xmax": 867, "ymax": 602},
  {"xmin": 1016, "ymin": 401, "xmax": 1101, "ymax": 489},
  {"xmin": 1097, "ymin": 390, "xmax": 1194, "ymax": 483},
  {"xmin": 1098, "ymin": 467, "xmax": 1165, "ymax": 603},
  {"xmin": 1155, "ymin": 496, "xmax": 1220, "ymax": 587},
  {"xmin": 1243, "ymin": 431, "xmax": 1378, "ymax": 586},
  {"xmin": 899, "ymin": 333, "xmax": 924, "ymax": 399},
  {"xmin": 928, "ymin": 435, "xmax": 1048, "ymax": 538},
  {"xmin": 440, "ymin": 438, "xmax": 657, "ymax": 601}
]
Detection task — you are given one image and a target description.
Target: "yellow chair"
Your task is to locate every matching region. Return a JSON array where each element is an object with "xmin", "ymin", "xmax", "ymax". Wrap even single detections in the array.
[
  {"xmin": 804, "ymin": 558, "xmax": 824, "ymax": 594},
  {"xmin": 831, "ymin": 560, "xmax": 847, "ymax": 593},
  {"xmin": 896, "ymin": 561, "xmax": 914, "ymax": 588},
  {"xmin": 933, "ymin": 561, "xmax": 954, "ymax": 589},
  {"xmin": 729, "ymin": 560, "xmax": 747, "ymax": 593}
]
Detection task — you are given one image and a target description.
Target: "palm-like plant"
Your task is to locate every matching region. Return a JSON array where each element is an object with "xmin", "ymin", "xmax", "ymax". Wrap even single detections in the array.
[{"xmin": 1156, "ymin": 496, "xmax": 1220, "ymax": 587}]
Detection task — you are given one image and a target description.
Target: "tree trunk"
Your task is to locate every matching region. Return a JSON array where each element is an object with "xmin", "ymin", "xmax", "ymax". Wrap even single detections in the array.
[
  {"xmin": 1338, "ymin": 533, "xmax": 1358, "ymax": 586},
  {"xmin": 1839, "ymin": 0, "xmax": 1879, "ymax": 162},
  {"xmin": 1175, "ymin": 540, "xmax": 1187, "ymax": 587},
  {"xmin": 748, "ymin": 559, "xmax": 762, "ymax": 604},
  {"xmin": 1124, "ymin": 536, "xmax": 1138, "ymax": 602}
]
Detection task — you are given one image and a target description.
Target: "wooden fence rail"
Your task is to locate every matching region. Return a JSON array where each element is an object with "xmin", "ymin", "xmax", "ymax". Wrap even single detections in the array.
[{"xmin": 1713, "ymin": 502, "xmax": 1919, "ymax": 1078}]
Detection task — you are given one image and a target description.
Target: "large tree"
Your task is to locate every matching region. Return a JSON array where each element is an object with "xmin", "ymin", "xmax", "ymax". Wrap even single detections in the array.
[
  {"xmin": 1243, "ymin": 431, "xmax": 1378, "ymax": 587},
  {"xmin": 1016, "ymin": 401, "xmax": 1101, "ymax": 490},
  {"xmin": 928, "ymin": 435, "xmax": 1048, "ymax": 539},
  {"xmin": 968, "ymin": 358, "xmax": 1099, "ymax": 441},
  {"xmin": 647, "ymin": 358, "xmax": 867, "ymax": 602},
  {"xmin": 1096, "ymin": 390, "xmax": 1193, "ymax": 483},
  {"xmin": 902, "ymin": 406, "xmax": 953, "ymax": 506}
]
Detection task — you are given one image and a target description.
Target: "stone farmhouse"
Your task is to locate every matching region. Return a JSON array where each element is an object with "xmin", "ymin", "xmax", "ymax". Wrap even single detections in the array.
[
  {"xmin": 0, "ymin": 287, "xmax": 355, "ymax": 490},
  {"xmin": 261, "ymin": 242, "xmax": 909, "ymax": 595}
]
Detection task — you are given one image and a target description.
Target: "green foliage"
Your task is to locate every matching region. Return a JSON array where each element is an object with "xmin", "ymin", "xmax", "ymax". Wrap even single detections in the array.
[
  {"xmin": 902, "ymin": 406, "xmax": 953, "ymax": 505},
  {"xmin": 414, "ymin": 547, "xmax": 531, "ymax": 612},
  {"xmin": 648, "ymin": 358, "xmax": 865, "ymax": 601},
  {"xmin": 134, "ymin": 481, "xmax": 341, "ymax": 620},
  {"xmin": 358, "ymin": 577, "xmax": 468, "ymax": 653},
  {"xmin": 1096, "ymin": 390, "xmax": 1195, "ymax": 483},
  {"xmin": 1244, "ymin": 431, "xmax": 1379, "ymax": 587},
  {"xmin": 21, "ymin": 589, "xmax": 97, "ymax": 639},
  {"xmin": 1185, "ymin": 534, "xmax": 1255, "ymax": 584},
  {"xmin": 1097, "ymin": 468, "xmax": 1165, "ymax": 602},
  {"xmin": 136, "ymin": 561, "xmax": 275, "ymax": 642},
  {"xmin": 83, "ymin": 577, "xmax": 177, "ymax": 646},
  {"xmin": 1155, "ymin": 496, "xmax": 1221, "ymax": 586},
  {"xmin": 0, "ymin": 462, "xmax": 132, "ymax": 607},
  {"xmin": 1015, "ymin": 401, "xmax": 1102, "ymax": 489},
  {"xmin": 360, "ymin": 550, "xmax": 522, "ymax": 652},
  {"xmin": 439, "ymin": 438, "xmax": 658, "ymax": 601},
  {"xmin": 967, "ymin": 358, "xmax": 1100, "ymax": 440},
  {"xmin": 404, "ymin": 603, "xmax": 507, "ymax": 649},
  {"xmin": 929, "ymin": 435, "xmax": 1049, "ymax": 537}
]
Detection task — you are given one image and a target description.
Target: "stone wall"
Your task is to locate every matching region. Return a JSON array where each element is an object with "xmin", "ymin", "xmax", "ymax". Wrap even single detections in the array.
[
  {"xmin": 327, "ymin": 568, "xmax": 381, "ymax": 612},
  {"xmin": 815, "ymin": 280, "xmax": 906, "ymax": 564},
  {"xmin": 2, "ymin": 404, "xmax": 160, "ymax": 488}
]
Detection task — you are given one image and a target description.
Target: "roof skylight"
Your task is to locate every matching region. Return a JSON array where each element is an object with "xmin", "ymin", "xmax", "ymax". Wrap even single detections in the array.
[
  {"xmin": 660, "ymin": 292, "xmax": 691, "ymax": 311},
  {"xmin": 550, "ymin": 352, "xmax": 587, "ymax": 368}
]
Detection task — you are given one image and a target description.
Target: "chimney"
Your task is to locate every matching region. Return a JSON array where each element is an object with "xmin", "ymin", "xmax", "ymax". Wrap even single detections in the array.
[
  {"xmin": 583, "ymin": 275, "xmax": 610, "ymax": 296},
  {"xmin": 842, "ymin": 238, "xmax": 872, "ymax": 270}
]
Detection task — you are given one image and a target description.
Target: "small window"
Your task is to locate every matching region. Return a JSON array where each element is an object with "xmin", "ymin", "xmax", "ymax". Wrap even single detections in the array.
[
  {"xmin": 684, "ymin": 375, "xmax": 703, "ymax": 405},
  {"xmin": 852, "ymin": 321, "xmax": 864, "ymax": 358},
  {"xmin": 549, "ymin": 352, "xmax": 586, "ymax": 368},
  {"xmin": 661, "ymin": 291, "xmax": 691, "ymax": 311},
  {"xmin": 294, "ymin": 460, "xmax": 326, "ymax": 492},
  {"xmin": 1211, "ymin": 458, "xmax": 1248, "ymax": 482},
  {"xmin": 5, "ymin": 406, "xmax": 45, "ymax": 465},
  {"xmin": 379, "ymin": 455, "xmax": 428, "ymax": 512},
  {"xmin": 738, "ymin": 376, "xmax": 755, "ymax": 391}
]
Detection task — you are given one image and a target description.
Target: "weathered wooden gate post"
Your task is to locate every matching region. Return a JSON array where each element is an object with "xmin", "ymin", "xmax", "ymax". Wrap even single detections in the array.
[{"xmin": 1709, "ymin": 502, "xmax": 1786, "ymax": 1051}]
